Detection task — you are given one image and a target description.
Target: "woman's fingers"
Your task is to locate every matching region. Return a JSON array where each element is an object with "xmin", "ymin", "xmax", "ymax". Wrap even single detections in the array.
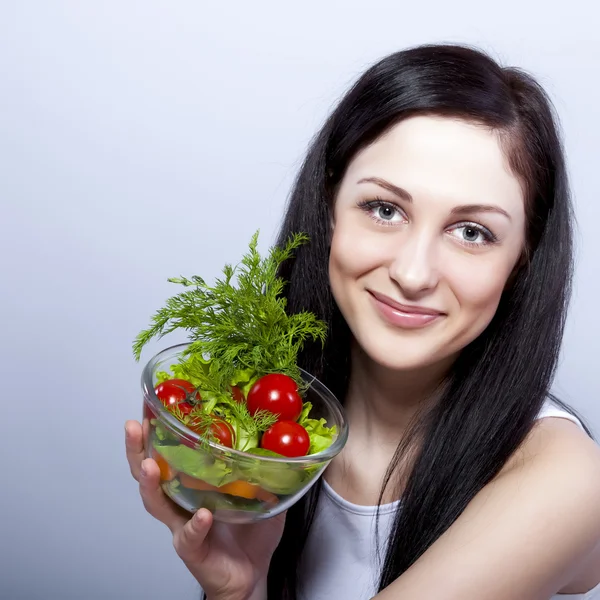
[
  {"xmin": 126, "ymin": 417, "xmax": 214, "ymax": 572},
  {"xmin": 125, "ymin": 420, "xmax": 145, "ymax": 480},
  {"xmin": 127, "ymin": 419, "xmax": 194, "ymax": 535},
  {"xmin": 138, "ymin": 457, "xmax": 189, "ymax": 534},
  {"xmin": 127, "ymin": 419, "xmax": 193, "ymax": 534},
  {"xmin": 172, "ymin": 508, "xmax": 213, "ymax": 564}
]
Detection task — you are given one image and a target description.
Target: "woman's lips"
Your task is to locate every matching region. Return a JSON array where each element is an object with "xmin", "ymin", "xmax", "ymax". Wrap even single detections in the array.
[{"xmin": 368, "ymin": 291, "xmax": 445, "ymax": 329}]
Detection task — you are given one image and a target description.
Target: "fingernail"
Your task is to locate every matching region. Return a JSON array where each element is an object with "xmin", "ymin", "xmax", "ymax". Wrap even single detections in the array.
[
  {"xmin": 125, "ymin": 424, "xmax": 130, "ymax": 439},
  {"xmin": 140, "ymin": 460, "xmax": 147, "ymax": 478}
]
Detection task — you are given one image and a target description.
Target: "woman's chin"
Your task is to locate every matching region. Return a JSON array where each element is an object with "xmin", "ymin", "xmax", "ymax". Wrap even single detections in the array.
[{"xmin": 356, "ymin": 338, "xmax": 455, "ymax": 375}]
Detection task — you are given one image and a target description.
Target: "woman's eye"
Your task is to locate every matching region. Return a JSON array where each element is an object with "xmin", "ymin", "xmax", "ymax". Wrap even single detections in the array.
[
  {"xmin": 360, "ymin": 200, "xmax": 405, "ymax": 224},
  {"xmin": 448, "ymin": 224, "xmax": 495, "ymax": 246},
  {"xmin": 376, "ymin": 205, "xmax": 399, "ymax": 221}
]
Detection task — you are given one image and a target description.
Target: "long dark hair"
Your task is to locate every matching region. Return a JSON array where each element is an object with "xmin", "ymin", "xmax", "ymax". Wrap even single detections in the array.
[{"xmin": 265, "ymin": 43, "xmax": 590, "ymax": 598}]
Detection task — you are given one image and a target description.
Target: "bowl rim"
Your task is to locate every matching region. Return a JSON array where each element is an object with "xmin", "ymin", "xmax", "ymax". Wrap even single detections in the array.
[{"xmin": 140, "ymin": 342, "xmax": 349, "ymax": 465}]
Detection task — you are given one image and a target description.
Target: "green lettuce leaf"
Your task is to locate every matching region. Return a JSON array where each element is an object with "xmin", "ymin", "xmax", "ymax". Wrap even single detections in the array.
[
  {"xmin": 304, "ymin": 418, "xmax": 337, "ymax": 454},
  {"xmin": 153, "ymin": 422, "xmax": 179, "ymax": 444},
  {"xmin": 154, "ymin": 422, "xmax": 168, "ymax": 441},
  {"xmin": 230, "ymin": 368, "xmax": 257, "ymax": 394},
  {"xmin": 236, "ymin": 426, "xmax": 259, "ymax": 452},
  {"xmin": 253, "ymin": 466, "xmax": 304, "ymax": 494},
  {"xmin": 155, "ymin": 371, "xmax": 168, "ymax": 385},
  {"xmin": 197, "ymin": 389, "xmax": 222, "ymax": 415},
  {"xmin": 298, "ymin": 403, "xmax": 337, "ymax": 455},
  {"xmin": 153, "ymin": 443, "xmax": 233, "ymax": 486},
  {"xmin": 236, "ymin": 457, "xmax": 304, "ymax": 494},
  {"xmin": 156, "ymin": 355, "xmax": 209, "ymax": 388},
  {"xmin": 246, "ymin": 448, "xmax": 285, "ymax": 458},
  {"xmin": 297, "ymin": 401, "xmax": 312, "ymax": 423}
]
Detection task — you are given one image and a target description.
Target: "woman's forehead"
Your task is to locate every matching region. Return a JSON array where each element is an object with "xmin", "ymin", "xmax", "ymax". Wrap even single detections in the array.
[{"xmin": 341, "ymin": 115, "xmax": 526, "ymax": 216}]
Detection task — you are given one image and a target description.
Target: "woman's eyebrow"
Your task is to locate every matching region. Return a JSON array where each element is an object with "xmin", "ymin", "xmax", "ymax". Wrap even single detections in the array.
[
  {"xmin": 357, "ymin": 177, "xmax": 413, "ymax": 202},
  {"xmin": 450, "ymin": 204, "xmax": 511, "ymax": 220},
  {"xmin": 358, "ymin": 177, "xmax": 511, "ymax": 221}
]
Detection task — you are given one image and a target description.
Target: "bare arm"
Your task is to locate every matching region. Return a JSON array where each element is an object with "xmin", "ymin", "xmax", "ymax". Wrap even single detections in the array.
[{"xmin": 374, "ymin": 418, "xmax": 600, "ymax": 600}]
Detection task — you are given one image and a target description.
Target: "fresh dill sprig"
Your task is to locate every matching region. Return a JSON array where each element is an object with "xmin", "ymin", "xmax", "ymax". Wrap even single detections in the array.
[
  {"xmin": 182, "ymin": 409, "xmax": 219, "ymax": 449},
  {"xmin": 223, "ymin": 400, "xmax": 278, "ymax": 435},
  {"xmin": 169, "ymin": 405, "xmax": 195, "ymax": 426},
  {"xmin": 132, "ymin": 231, "xmax": 327, "ymax": 392}
]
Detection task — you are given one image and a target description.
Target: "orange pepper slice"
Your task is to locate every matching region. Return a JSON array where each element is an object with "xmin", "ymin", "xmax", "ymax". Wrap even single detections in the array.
[
  {"xmin": 218, "ymin": 480, "xmax": 260, "ymax": 499},
  {"xmin": 219, "ymin": 480, "xmax": 279, "ymax": 505},
  {"xmin": 177, "ymin": 474, "xmax": 279, "ymax": 506},
  {"xmin": 152, "ymin": 448, "xmax": 177, "ymax": 481}
]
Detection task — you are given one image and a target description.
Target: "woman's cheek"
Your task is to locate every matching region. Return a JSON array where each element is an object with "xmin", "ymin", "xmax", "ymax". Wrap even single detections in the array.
[
  {"xmin": 330, "ymin": 220, "xmax": 390, "ymax": 278},
  {"xmin": 445, "ymin": 258, "xmax": 510, "ymax": 313},
  {"xmin": 328, "ymin": 225, "xmax": 377, "ymax": 316}
]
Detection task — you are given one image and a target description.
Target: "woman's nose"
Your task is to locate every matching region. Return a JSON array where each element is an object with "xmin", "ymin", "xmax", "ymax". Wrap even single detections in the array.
[{"xmin": 388, "ymin": 229, "xmax": 440, "ymax": 298}]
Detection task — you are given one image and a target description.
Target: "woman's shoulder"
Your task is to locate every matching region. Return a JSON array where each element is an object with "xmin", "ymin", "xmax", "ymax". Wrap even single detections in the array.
[
  {"xmin": 372, "ymin": 404, "xmax": 600, "ymax": 599},
  {"xmin": 536, "ymin": 397, "xmax": 590, "ymax": 431},
  {"xmin": 498, "ymin": 396, "xmax": 596, "ymax": 473},
  {"xmin": 504, "ymin": 407, "xmax": 600, "ymax": 595},
  {"xmin": 504, "ymin": 398, "xmax": 600, "ymax": 480}
]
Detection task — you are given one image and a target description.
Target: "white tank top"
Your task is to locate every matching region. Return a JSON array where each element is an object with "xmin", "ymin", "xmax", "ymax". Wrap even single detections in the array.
[{"xmin": 298, "ymin": 400, "xmax": 600, "ymax": 600}]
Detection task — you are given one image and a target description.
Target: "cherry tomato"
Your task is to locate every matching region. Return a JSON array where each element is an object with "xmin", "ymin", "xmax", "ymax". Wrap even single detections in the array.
[
  {"xmin": 209, "ymin": 417, "xmax": 235, "ymax": 448},
  {"xmin": 260, "ymin": 420, "xmax": 310, "ymax": 457},
  {"xmin": 177, "ymin": 402, "xmax": 193, "ymax": 415},
  {"xmin": 155, "ymin": 379, "xmax": 201, "ymax": 410},
  {"xmin": 246, "ymin": 374, "xmax": 302, "ymax": 422},
  {"xmin": 189, "ymin": 416, "xmax": 235, "ymax": 448},
  {"xmin": 231, "ymin": 386, "xmax": 245, "ymax": 403}
]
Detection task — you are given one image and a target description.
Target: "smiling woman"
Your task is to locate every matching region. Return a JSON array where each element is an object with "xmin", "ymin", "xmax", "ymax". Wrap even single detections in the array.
[
  {"xmin": 329, "ymin": 116, "xmax": 527, "ymax": 372},
  {"xmin": 125, "ymin": 42, "xmax": 600, "ymax": 600}
]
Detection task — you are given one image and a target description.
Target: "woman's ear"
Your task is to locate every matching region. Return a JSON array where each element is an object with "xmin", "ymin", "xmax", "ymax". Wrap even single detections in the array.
[
  {"xmin": 327, "ymin": 214, "xmax": 335, "ymax": 247},
  {"xmin": 327, "ymin": 182, "xmax": 337, "ymax": 246},
  {"xmin": 326, "ymin": 168, "xmax": 342, "ymax": 247}
]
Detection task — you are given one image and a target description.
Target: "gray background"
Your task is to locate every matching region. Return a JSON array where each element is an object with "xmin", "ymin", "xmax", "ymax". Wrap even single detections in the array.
[{"xmin": 1, "ymin": 1, "xmax": 598, "ymax": 598}]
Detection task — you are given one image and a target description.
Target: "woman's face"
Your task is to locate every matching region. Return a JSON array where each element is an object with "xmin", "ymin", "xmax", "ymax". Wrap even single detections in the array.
[{"xmin": 329, "ymin": 115, "xmax": 527, "ymax": 372}]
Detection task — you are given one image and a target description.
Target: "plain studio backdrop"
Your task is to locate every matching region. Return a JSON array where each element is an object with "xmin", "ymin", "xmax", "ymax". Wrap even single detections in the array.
[{"xmin": 1, "ymin": 2, "xmax": 599, "ymax": 598}]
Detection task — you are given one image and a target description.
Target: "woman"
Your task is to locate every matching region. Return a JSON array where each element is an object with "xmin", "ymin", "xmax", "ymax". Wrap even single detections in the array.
[{"xmin": 125, "ymin": 43, "xmax": 600, "ymax": 599}]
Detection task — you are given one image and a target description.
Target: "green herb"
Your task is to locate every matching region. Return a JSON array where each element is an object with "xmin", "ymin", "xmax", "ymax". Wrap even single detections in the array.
[
  {"xmin": 212, "ymin": 396, "xmax": 277, "ymax": 452},
  {"xmin": 154, "ymin": 398, "xmax": 274, "ymax": 452},
  {"xmin": 132, "ymin": 231, "xmax": 327, "ymax": 393},
  {"xmin": 135, "ymin": 230, "xmax": 337, "ymax": 461}
]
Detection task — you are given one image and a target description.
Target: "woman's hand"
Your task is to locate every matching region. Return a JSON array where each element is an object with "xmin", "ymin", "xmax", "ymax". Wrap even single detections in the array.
[{"xmin": 125, "ymin": 419, "xmax": 285, "ymax": 600}]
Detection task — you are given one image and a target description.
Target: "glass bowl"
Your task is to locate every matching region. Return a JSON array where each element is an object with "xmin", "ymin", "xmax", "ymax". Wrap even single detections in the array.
[{"xmin": 140, "ymin": 343, "xmax": 349, "ymax": 524}]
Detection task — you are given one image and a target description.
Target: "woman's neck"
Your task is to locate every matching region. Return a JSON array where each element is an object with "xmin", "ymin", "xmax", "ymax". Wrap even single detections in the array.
[
  {"xmin": 324, "ymin": 342, "xmax": 452, "ymax": 505},
  {"xmin": 344, "ymin": 342, "xmax": 451, "ymax": 443}
]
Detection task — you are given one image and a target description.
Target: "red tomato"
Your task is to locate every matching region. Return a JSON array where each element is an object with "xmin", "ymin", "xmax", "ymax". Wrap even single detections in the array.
[
  {"xmin": 209, "ymin": 418, "xmax": 235, "ymax": 447},
  {"xmin": 260, "ymin": 421, "xmax": 310, "ymax": 457},
  {"xmin": 155, "ymin": 379, "xmax": 201, "ymax": 410},
  {"xmin": 177, "ymin": 402, "xmax": 193, "ymax": 415},
  {"xmin": 246, "ymin": 374, "xmax": 302, "ymax": 422},
  {"xmin": 231, "ymin": 386, "xmax": 245, "ymax": 403},
  {"xmin": 189, "ymin": 416, "xmax": 235, "ymax": 448}
]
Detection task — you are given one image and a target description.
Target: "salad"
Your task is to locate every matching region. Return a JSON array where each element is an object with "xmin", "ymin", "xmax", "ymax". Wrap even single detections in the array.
[{"xmin": 132, "ymin": 231, "xmax": 339, "ymax": 512}]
